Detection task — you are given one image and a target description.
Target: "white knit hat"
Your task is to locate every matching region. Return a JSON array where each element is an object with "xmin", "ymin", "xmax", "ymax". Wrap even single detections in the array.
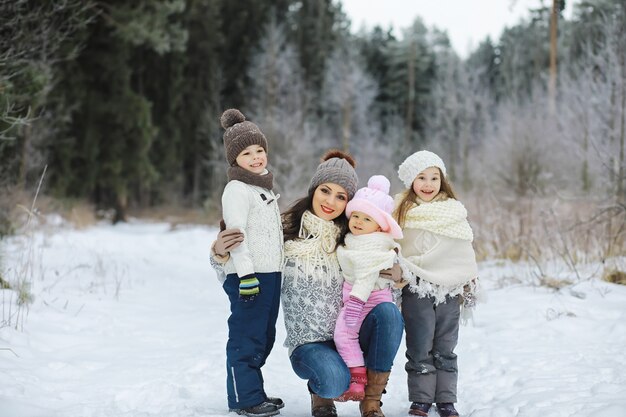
[{"xmin": 398, "ymin": 150, "xmax": 447, "ymax": 188}]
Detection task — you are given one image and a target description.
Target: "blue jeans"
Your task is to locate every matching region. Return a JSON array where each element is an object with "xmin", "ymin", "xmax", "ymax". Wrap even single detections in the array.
[{"xmin": 289, "ymin": 302, "xmax": 403, "ymax": 398}]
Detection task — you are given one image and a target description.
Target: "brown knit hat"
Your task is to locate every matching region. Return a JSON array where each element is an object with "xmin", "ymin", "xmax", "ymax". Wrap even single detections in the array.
[
  {"xmin": 220, "ymin": 109, "xmax": 268, "ymax": 166},
  {"xmin": 308, "ymin": 150, "xmax": 358, "ymax": 199}
]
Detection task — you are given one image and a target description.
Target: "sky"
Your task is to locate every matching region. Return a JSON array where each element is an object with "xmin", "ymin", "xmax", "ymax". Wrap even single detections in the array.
[
  {"xmin": 0, "ymin": 220, "xmax": 625, "ymax": 416},
  {"xmin": 340, "ymin": 0, "xmax": 576, "ymax": 57}
]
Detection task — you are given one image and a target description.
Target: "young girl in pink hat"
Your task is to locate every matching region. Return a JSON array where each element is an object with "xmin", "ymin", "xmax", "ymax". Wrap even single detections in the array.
[{"xmin": 333, "ymin": 175, "xmax": 404, "ymax": 402}]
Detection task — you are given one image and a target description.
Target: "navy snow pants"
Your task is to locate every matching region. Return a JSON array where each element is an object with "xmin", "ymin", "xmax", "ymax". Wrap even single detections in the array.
[{"xmin": 223, "ymin": 271, "xmax": 282, "ymax": 409}]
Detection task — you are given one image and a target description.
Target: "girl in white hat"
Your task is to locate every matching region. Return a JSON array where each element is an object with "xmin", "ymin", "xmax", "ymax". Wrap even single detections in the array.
[{"xmin": 394, "ymin": 150, "xmax": 480, "ymax": 417}]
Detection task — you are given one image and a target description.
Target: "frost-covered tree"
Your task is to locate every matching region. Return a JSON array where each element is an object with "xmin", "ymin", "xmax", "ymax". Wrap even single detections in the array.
[
  {"xmin": 319, "ymin": 38, "xmax": 393, "ymax": 181},
  {"xmin": 424, "ymin": 47, "xmax": 492, "ymax": 191},
  {"xmin": 559, "ymin": 1, "xmax": 626, "ymax": 198},
  {"xmin": 0, "ymin": 0, "xmax": 96, "ymax": 186},
  {"xmin": 246, "ymin": 16, "xmax": 315, "ymax": 202},
  {"xmin": 481, "ymin": 90, "xmax": 559, "ymax": 197}
]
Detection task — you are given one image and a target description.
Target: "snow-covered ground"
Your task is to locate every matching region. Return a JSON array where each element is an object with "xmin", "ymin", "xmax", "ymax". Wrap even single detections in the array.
[{"xmin": 1, "ymin": 221, "xmax": 625, "ymax": 417}]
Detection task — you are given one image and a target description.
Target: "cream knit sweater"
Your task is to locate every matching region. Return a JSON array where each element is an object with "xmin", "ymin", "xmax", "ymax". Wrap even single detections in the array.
[{"xmin": 221, "ymin": 180, "xmax": 283, "ymax": 277}]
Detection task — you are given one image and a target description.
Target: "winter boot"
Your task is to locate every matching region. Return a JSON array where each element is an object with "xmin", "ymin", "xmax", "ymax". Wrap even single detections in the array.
[
  {"xmin": 266, "ymin": 397, "xmax": 284, "ymax": 409},
  {"xmin": 230, "ymin": 401, "xmax": 280, "ymax": 417},
  {"xmin": 359, "ymin": 369, "xmax": 390, "ymax": 417},
  {"xmin": 435, "ymin": 403, "xmax": 459, "ymax": 417},
  {"xmin": 409, "ymin": 402, "xmax": 432, "ymax": 416},
  {"xmin": 336, "ymin": 366, "xmax": 367, "ymax": 401},
  {"xmin": 311, "ymin": 393, "xmax": 338, "ymax": 417}
]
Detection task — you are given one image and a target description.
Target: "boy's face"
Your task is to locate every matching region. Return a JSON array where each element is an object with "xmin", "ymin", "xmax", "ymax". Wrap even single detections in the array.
[
  {"xmin": 412, "ymin": 166, "xmax": 441, "ymax": 202},
  {"xmin": 235, "ymin": 144, "xmax": 267, "ymax": 174},
  {"xmin": 348, "ymin": 211, "xmax": 382, "ymax": 235}
]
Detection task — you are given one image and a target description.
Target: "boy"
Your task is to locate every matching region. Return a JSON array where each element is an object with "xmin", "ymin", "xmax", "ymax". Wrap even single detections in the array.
[{"xmin": 219, "ymin": 109, "xmax": 284, "ymax": 417}]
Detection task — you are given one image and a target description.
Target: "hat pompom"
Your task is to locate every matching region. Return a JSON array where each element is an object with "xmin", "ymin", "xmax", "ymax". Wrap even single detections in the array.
[
  {"xmin": 321, "ymin": 149, "xmax": 356, "ymax": 168},
  {"xmin": 220, "ymin": 108, "xmax": 246, "ymax": 130},
  {"xmin": 367, "ymin": 175, "xmax": 390, "ymax": 194}
]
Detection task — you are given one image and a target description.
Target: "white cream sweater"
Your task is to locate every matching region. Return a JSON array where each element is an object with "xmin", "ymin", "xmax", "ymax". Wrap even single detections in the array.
[
  {"xmin": 221, "ymin": 180, "xmax": 283, "ymax": 277},
  {"xmin": 337, "ymin": 232, "xmax": 399, "ymax": 302}
]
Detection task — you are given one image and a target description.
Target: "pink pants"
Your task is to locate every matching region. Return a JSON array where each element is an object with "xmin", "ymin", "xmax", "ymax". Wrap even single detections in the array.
[{"xmin": 334, "ymin": 282, "xmax": 393, "ymax": 367}]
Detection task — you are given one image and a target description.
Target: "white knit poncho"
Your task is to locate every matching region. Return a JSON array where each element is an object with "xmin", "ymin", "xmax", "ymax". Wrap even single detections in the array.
[{"xmin": 397, "ymin": 198, "xmax": 478, "ymax": 304}]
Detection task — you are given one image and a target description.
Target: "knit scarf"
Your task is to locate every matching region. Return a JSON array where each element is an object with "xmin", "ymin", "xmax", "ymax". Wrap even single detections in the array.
[
  {"xmin": 283, "ymin": 210, "xmax": 342, "ymax": 286},
  {"xmin": 403, "ymin": 198, "xmax": 473, "ymax": 241},
  {"xmin": 227, "ymin": 166, "xmax": 274, "ymax": 190},
  {"xmin": 339, "ymin": 233, "xmax": 399, "ymax": 283}
]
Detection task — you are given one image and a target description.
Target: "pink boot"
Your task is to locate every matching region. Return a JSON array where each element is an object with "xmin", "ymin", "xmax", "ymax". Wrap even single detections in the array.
[{"xmin": 335, "ymin": 366, "xmax": 367, "ymax": 402}]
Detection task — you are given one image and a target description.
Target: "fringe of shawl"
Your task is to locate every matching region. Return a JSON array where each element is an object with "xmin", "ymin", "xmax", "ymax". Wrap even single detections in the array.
[{"xmin": 400, "ymin": 262, "xmax": 480, "ymax": 308}]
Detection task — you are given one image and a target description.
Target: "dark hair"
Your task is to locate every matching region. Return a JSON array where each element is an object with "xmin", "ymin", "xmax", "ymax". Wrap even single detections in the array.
[{"xmin": 281, "ymin": 188, "xmax": 349, "ymax": 244}]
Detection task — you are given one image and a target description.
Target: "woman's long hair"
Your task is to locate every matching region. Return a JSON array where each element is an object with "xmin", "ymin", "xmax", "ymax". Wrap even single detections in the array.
[
  {"xmin": 393, "ymin": 167, "xmax": 457, "ymax": 228},
  {"xmin": 281, "ymin": 188, "xmax": 349, "ymax": 244}
]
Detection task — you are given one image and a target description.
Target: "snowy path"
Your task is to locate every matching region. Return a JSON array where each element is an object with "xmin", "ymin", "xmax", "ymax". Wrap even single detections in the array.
[{"xmin": 1, "ymin": 222, "xmax": 625, "ymax": 417}]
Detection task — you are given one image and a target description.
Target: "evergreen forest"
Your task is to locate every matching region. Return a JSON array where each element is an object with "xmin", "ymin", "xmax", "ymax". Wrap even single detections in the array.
[{"xmin": 1, "ymin": 0, "xmax": 624, "ymax": 228}]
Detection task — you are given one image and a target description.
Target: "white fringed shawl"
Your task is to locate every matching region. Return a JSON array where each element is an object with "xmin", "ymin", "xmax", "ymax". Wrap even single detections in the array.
[{"xmin": 398, "ymin": 198, "xmax": 478, "ymax": 304}]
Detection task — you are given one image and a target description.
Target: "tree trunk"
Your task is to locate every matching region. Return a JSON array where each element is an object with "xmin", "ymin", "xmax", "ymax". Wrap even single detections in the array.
[
  {"xmin": 342, "ymin": 103, "xmax": 351, "ymax": 153},
  {"xmin": 405, "ymin": 39, "xmax": 416, "ymax": 145},
  {"xmin": 18, "ymin": 124, "xmax": 31, "ymax": 189},
  {"xmin": 618, "ymin": 3, "xmax": 625, "ymax": 200},
  {"xmin": 342, "ymin": 72, "xmax": 352, "ymax": 153},
  {"xmin": 113, "ymin": 192, "xmax": 128, "ymax": 224},
  {"xmin": 549, "ymin": 0, "xmax": 558, "ymax": 113}
]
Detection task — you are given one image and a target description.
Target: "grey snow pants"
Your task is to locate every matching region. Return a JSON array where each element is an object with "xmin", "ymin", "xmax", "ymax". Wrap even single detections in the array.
[{"xmin": 401, "ymin": 287, "xmax": 460, "ymax": 403}]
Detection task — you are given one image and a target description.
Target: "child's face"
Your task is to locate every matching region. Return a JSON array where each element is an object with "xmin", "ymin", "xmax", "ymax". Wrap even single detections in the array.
[
  {"xmin": 235, "ymin": 144, "xmax": 267, "ymax": 174},
  {"xmin": 412, "ymin": 167, "xmax": 441, "ymax": 202},
  {"xmin": 348, "ymin": 211, "xmax": 382, "ymax": 235},
  {"xmin": 312, "ymin": 183, "xmax": 348, "ymax": 221}
]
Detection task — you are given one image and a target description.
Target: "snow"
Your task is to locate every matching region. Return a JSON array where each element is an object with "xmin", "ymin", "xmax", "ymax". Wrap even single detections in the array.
[{"xmin": 1, "ymin": 221, "xmax": 625, "ymax": 417}]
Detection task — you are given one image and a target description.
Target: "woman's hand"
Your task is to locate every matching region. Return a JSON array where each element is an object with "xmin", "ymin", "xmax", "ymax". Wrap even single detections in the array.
[
  {"xmin": 379, "ymin": 263, "xmax": 402, "ymax": 282},
  {"xmin": 214, "ymin": 228, "xmax": 244, "ymax": 257}
]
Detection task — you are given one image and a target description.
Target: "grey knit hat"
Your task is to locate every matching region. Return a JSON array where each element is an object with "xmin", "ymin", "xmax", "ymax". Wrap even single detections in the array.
[
  {"xmin": 220, "ymin": 109, "xmax": 268, "ymax": 166},
  {"xmin": 308, "ymin": 150, "xmax": 358, "ymax": 199}
]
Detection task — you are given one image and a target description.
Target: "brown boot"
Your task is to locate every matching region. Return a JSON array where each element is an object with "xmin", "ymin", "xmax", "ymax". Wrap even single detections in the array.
[
  {"xmin": 311, "ymin": 393, "xmax": 337, "ymax": 417},
  {"xmin": 359, "ymin": 369, "xmax": 391, "ymax": 417}
]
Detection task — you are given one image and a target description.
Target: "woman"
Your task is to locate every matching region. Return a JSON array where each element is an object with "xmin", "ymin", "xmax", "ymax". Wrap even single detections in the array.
[{"xmin": 212, "ymin": 150, "xmax": 404, "ymax": 417}]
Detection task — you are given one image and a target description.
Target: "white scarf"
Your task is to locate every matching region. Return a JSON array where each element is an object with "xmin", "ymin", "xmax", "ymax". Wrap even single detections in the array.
[
  {"xmin": 338, "ymin": 233, "xmax": 399, "ymax": 301},
  {"xmin": 403, "ymin": 198, "xmax": 473, "ymax": 241},
  {"xmin": 339, "ymin": 233, "xmax": 398, "ymax": 284},
  {"xmin": 283, "ymin": 210, "xmax": 342, "ymax": 286}
]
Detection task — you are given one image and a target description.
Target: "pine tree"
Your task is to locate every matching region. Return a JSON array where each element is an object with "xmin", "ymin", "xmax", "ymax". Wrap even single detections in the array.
[
  {"xmin": 47, "ymin": 0, "xmax": 187, "ymax": 221},
  {"xmin": 385, "ymin": 18, "xmax": 436, "ymax": 147}
]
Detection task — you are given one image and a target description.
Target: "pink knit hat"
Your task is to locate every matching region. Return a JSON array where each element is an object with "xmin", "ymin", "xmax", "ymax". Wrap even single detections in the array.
[{"xmin": 346, "ymin": 175, "xmax": 403, "ymax": 239}]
